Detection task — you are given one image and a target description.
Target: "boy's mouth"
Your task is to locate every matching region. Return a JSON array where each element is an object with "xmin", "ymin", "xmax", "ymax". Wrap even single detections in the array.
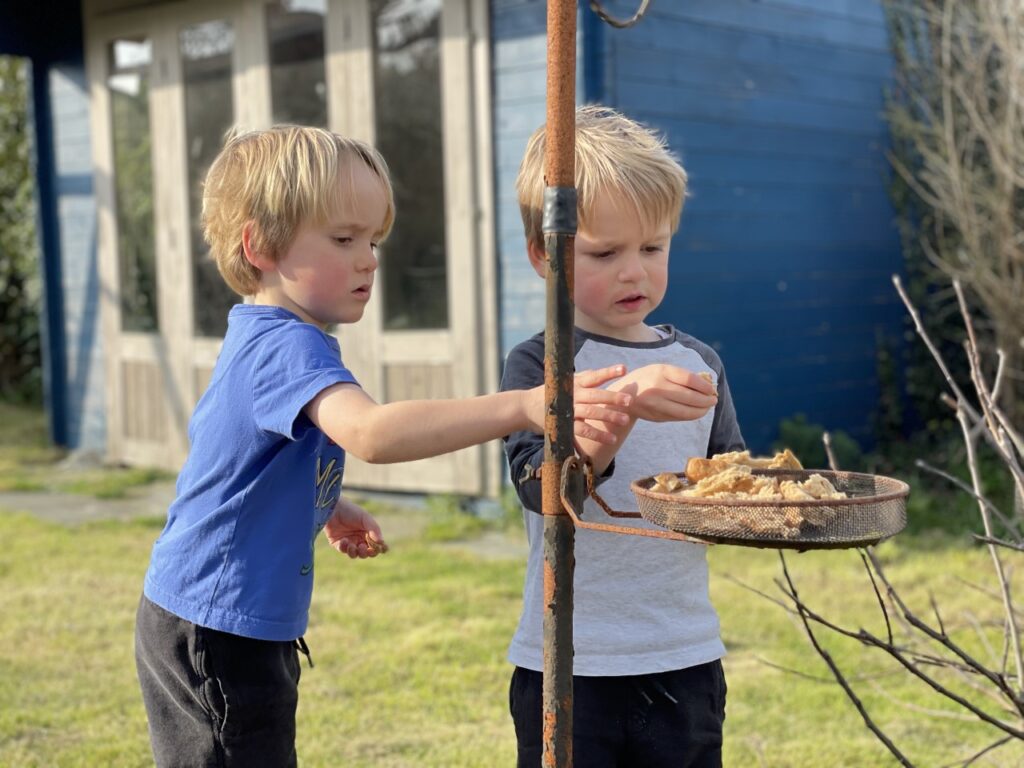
[
  {"xmin": 616, "ymin": 293, "xmax": 646, "ymax": 310},
  {"xmin": 353, "ymin": 284, "xmax": 372, "ymax": 300}
]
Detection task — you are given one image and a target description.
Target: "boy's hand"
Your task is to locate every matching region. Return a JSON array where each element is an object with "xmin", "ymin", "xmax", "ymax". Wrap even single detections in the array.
[
  {"xmin": 526, "ymin": 365, "xmax": 632, "ymax": 445},
  {"xmin": 324, "ymin": 498, "xmax": 388, "ymax": 559},
  {"xmin": 610, "ymin": 364, "xmax": 718, "ymax": 422}
]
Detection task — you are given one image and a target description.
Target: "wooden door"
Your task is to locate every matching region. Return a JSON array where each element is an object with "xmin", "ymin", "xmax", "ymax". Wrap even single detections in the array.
[
  {"xmin": 87, "ymin": 0, "xmax": 499, "ymax": 495},
  {"xmin": 330, "ymin": 0, "xmax": 500, "ymax": 496},
  {"xmin": 88, "ymin": 1, "xmax": 247, "ymax": 470}
]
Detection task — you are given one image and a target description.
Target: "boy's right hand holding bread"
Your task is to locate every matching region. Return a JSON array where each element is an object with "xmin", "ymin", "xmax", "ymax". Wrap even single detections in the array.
[
  {"xmin": 575, "ymin": 364, "xmax": 720, "ymax": 474},
  {"xmin": 607, "ymin": 364, "xmax": 718, "ymax": 423}
]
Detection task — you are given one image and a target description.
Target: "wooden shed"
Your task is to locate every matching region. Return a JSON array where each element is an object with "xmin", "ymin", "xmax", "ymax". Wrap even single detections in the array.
[{"xmin": 2, "ymin": 0, "xmax": 904, "ymax": 497}]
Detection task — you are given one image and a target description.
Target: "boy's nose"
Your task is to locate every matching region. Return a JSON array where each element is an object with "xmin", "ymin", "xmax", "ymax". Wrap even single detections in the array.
[
  {"xmin": 360, "ymin": 247, "xmax": 378, "ymax": 272},
  {"xmin": 618, "ymin": 251, "xmax": 646, "ymax": 281}
]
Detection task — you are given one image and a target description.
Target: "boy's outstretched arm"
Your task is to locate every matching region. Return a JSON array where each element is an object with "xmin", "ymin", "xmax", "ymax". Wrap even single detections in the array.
[
  {"xmin": 305, "ymin": 366, "xmax": 631, "ymax": 464},
  {"xmin": 323, "ymin": 497, "xmax": 387, "ymax": 558}
]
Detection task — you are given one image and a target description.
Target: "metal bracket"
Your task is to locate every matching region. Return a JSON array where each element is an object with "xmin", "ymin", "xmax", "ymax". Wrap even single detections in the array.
[
  {"xmin": 588, "ymin": 0, "xmax": 652, "ymax": 29},
  {"xmin": 542, "ymin": 186, "xmax": 578, "ymax": 235},
  {"xmin": 559, "ymin": 456, "xmax": 701, "ymax": 543}
]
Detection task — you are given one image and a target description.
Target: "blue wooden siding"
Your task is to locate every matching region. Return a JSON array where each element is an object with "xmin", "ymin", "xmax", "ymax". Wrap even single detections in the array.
[
  {"xmin": 493, "ymin": 0, "xmax": 905, "ymax": 453},
  {"xmin": 48, "ymin": 64, "xmax": 105, "ymax": 452}
]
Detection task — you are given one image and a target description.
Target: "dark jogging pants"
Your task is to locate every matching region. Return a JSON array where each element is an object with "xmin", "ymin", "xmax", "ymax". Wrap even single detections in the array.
[{"xmin": 134, "ymin": 594, "xmax": 302, "ymax": 768}]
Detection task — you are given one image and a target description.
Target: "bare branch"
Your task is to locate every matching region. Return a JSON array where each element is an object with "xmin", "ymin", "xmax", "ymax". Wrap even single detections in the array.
[
  {"xmin": 973, "ymin": 535, "xmax": 1024, "ymax": 553},
  {"xmin": 915, "ymin": 459, "xmax": 1020, "ymax": 536},
  {"xmin": 955, "ymin": 407, "xmax": 1024, "ymax": 692},
  {"xmin": 778, "ymin": 554, "xmax": 917, "ymax": 766}
]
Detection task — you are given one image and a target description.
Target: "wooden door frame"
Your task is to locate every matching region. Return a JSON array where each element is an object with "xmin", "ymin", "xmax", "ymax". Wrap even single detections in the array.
[{"xmin": 327, "ymin": 0, "xmax": 499, "ymax": 496}]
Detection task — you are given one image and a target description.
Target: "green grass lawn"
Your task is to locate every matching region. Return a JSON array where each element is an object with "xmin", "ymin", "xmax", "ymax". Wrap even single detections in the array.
[
  {"xmin": 0, "ymin": 403, "xmax": 172, "ymax": 497},
  {"xmin": 1, "ymin": 404, "xmax": 1021, "ymax": 766},
  {"xmin": 0, "ymin": 508, "xmax": 1020, "ymax": 767}
]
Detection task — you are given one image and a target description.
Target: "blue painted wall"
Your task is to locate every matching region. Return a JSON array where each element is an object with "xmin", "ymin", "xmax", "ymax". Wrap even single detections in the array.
[
  {"xmin": 493, "ymin": 0, "xmax": 904, "ymax": 454},
  {"xmin": 49, "ymin": 64, "xmax": 105, "ymax": 452}
]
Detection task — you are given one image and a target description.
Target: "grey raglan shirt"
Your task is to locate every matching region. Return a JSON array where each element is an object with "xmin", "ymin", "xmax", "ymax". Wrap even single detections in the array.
[{"xmin": 500, "ymin": 325, "xmax": 745, "ymax": 676}]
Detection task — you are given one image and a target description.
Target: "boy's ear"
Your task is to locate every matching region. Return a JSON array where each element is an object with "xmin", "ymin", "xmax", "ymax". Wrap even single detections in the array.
[
  {"xmin": 241, "ymin": 220, "xmax": 276, "ymax": 273},
  {"xmin": 527, "ymin": 239, "xmax": 548, "ymax": 279}
]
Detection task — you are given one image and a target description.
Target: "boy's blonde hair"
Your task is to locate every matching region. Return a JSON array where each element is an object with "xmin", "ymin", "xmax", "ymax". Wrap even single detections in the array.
[
  {"xmin": 516, "ymin": 105, "xmax": 687, "ymax": 248},
  {"xmin": 202, "ymin": 125, "xmax": 395, "ymax": 296}
]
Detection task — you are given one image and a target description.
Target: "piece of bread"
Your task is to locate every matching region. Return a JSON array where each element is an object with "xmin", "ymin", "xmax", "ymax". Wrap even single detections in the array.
[
  {"xmin": 799, "ymin": 473, "xmax": 846, "ymax": 500},
  {"xmin": 650, "ymin": 472, "xmax": 684, "ymax": 493},
  {"xmin": 684, "ymin": 457, "xmax": 733, "ymax": 483},
  {"xmin": 682, "ymin": 464, "xmax": 757, "ymax": 497},
  {"xmin": 697, "ymin": 370, "xmax": 717, "ymax": 394},
  {"xmin": 769, "ymin": 448, "xmax": 803, "ymax": 470}
]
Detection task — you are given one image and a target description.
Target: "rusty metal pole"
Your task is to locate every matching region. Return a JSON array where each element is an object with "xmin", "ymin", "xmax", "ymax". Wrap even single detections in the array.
[{"xmin": 541, "ymin": 1, "xmax": 578, "ymax": 766}]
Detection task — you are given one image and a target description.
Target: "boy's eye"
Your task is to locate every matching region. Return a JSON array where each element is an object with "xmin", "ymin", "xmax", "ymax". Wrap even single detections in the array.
[
  {"xmin": 333, "ymin": 236, "xmax": 353, "ymax": 246},
  {"xmin": 591, "ymin": 250, "xmax": 615, "ymax": 259},
  {"xmin": 643, "ymin": 245, "xmax": 665, "ymax": 254}
]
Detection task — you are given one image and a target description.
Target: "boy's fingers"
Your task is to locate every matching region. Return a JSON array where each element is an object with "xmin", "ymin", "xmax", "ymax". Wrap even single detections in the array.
[
  {"xmin": 365, "ymin": 531, "xmax": 389, "ymax": 554},
  {"xmin": 576, "ymin": 387, "xmax": 632, "ymax": 408},
  {"xmin": 662, "ymin": 367, "xmax": 717, "ymax": 397},
  {"xmin": 575, "ymin": 364, "xmax": 626, "ymax": 388},
  {"xmin": 575, "ymin": 404, "xmax": 629, "ymax": 425},
  {"xmin": 574, "ymin": 422, "xmax": 618, "ymax": 445}
]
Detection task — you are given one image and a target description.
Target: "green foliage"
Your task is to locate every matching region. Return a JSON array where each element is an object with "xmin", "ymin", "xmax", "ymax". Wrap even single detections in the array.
[
  {"xmin": 874, "ymin": 431, "xmax": 1018, "ymax": 541},
  {"xmin": 774, "ymin": 414, "xmax": 863, "ymax": 472},
  {"xmin": 421, "ymin": 487, "xmax": 529, "ymax": 542},
  {"xmin": 0, "ymin": 56, "xmax": 41, "ymax": 404},
  {"xmin": 422, "ymin": 494, "xmax": 490, "ymax": 541},
  {"xmin": 872, "ymin": 330, "xmax": 905, "ymax": 449}
]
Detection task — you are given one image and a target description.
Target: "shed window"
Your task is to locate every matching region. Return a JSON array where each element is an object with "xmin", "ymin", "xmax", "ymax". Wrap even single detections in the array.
[
  {"xmin": 181, "ymin": 20, "xmax": 237, "ymax": 338},
  {"xmin": 373, "ymin": 0, "xmax": 448, "ymax": 331},
  {"xmin": 108, "ymin": 37, "xmax": 158, "ymax": 332},
  {"xmin": 266, "ymin": 0, "xmax": 328, "ymax": 126}
]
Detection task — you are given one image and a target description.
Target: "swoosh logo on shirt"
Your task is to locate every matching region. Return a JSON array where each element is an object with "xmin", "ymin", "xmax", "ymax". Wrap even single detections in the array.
[{"xmin": 300, "ymin": 564, "xmax": 312, "ymax": 576}]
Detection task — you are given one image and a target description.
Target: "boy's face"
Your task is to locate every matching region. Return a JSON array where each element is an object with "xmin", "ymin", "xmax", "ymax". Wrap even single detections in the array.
[
  {"xmin": 531, "ymin": 190, "xmax": 671, "ymax": 342},
  {"xmin": 260, "ymin": 160, "xmax": 388, "ymax": 328}
]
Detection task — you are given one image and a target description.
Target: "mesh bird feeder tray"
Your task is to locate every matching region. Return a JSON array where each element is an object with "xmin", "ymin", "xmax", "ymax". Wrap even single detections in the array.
[{"xmin": 563, "ymin": 460, "xmax": 909, "ymax": 551}]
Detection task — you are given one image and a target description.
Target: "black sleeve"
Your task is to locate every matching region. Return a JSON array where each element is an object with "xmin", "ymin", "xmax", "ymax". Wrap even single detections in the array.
[
  {"xmin": 500, "ymin": 333, "xmax": 616, "ymax": 513},
  {"xmin": 672, "ymin": 329, "xmax": 746, "ymax": 457},
  {"xmin": 706, "ymin": 358, "xmax": 746, "ymax": 457},
  {"xmin": 499, "ymin": 335, "xmax": 547, "ymax": 513}
]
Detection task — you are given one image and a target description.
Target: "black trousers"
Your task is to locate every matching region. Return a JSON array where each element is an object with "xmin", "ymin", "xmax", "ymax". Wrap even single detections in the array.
[
  {"xmin": 134, "ymin": 594, "xmax": 302, "ymax": 768},
  {"xmin": 509, "ymin": 661, "xmax": 727, "ymax": 768}
]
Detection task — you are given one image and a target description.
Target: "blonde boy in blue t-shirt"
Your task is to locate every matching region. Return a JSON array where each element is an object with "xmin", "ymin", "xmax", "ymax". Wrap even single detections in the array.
[{"xmin": 134, "ymin": 125, "xmax": 643, "ymax": 767}]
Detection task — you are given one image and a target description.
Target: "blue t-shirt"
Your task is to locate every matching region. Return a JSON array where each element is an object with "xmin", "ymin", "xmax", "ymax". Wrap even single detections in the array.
[{"xmin": 144, "ymin": 305, "xmax": 358, "ymax": 641}]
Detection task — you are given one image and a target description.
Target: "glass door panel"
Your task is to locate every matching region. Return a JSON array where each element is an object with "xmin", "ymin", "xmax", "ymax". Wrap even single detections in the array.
[
  {"xmin": 181, "ymin": 19, "xmax": 237, "ymax": 338},
  {"xmin": 371, "ymin": 0, "xmax": 448, "ymax": 331},
  {"xmin": 266, "ymin": 0, "xmax": 328, "ymax": 125},
  {"xmin": 108, "ymin": 37, "xmax": 158, "ymax": 332}
]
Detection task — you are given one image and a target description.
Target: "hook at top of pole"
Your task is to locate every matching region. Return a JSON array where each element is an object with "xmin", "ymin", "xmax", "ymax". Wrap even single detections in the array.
[{"xmin": 588, "ymin": 0, "xmax": 651, "ymax": 29}]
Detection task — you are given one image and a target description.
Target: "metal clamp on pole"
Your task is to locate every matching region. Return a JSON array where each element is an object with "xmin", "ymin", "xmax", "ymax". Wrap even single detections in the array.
[{"xmin": 543, "ymin": 186, "xmax": 578, "ymax": 237}]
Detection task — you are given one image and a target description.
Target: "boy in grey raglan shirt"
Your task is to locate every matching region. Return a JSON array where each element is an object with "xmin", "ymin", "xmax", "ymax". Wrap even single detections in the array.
[{"xmin": 500, "ymin": 106, "xmax": 745, "ymax": 767}]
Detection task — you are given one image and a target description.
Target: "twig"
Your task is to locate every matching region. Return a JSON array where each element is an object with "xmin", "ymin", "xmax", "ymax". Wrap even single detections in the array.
[
  {"xmin": 822, "ymin": 431, "xmax": 839, "ymax": 472},
  {"xmin": 778, "ymin": 553, "xmax": 917, "ymax": 766},
  {"xmin": 893, "ymin": 275, "xmax": 980, "ymax": 421},
  {"xmin": 943, "ymin": 735, "xmax": 1014, "ymax": 768},
  {"xmin": 915, "ymin": 459, "xmax": 1020, "ymax": 536},
  {"xmin": 973, "ymin": 535, "xmax": 1024, "ymax": 553},
  {"xmin": 861, "ymin": 549, "xmax": 895, "ymax": 645},
  {"xmin": 867, "ymin": 550, "xmax": 1024, "ymax": 717},
  {"xmin": 956, "ymin": 407, "xmax": 1024, "ymax": 693}
]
